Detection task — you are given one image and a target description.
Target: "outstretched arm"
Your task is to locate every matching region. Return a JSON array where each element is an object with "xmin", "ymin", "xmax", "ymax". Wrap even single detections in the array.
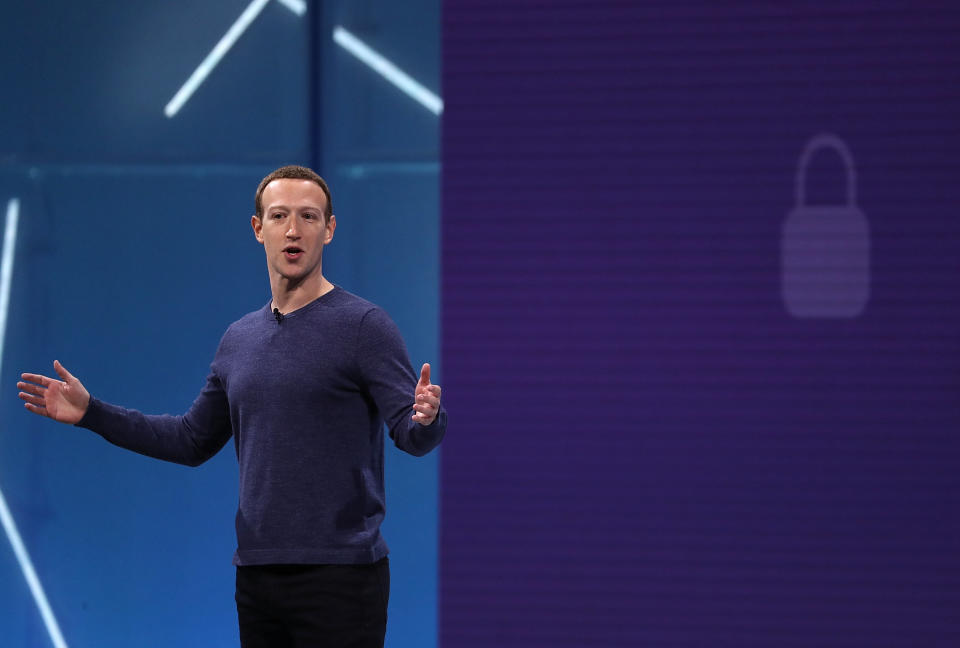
[
  {"xmin": 18, "ymin": 360, "xmax": 232, "ymax": 467},
  {"xmin": 18, "ymin": 360, "xmax": 90, "ymax": 424},
  {"xmin": 357, "ymin": 307, "xmax": 446, "ymax": 456}
]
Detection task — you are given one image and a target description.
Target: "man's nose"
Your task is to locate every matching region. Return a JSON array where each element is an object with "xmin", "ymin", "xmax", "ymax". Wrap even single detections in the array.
[{"xmin": 286, "ymin": 220, "xmax": 300, "ymax": 237}]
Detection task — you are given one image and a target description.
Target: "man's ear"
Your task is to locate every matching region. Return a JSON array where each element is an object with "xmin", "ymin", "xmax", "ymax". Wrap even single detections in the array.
[
  {"xmin": 251, "ymin": 214, "xmax": 263, "ymax": 243},
  {"xmin": 325, "ymin": 214, "xmax": 336, "ymax": 244}
]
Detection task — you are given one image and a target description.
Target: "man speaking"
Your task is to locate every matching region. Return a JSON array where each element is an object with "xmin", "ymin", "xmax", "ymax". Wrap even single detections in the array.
[{"xmin": 17, "ymin": 165, "xmax": 447, "ymax": 647}]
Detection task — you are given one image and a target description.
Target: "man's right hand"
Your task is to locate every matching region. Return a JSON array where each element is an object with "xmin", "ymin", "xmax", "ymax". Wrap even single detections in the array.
[{"xmin": 18, "ymin": 360, "xmax": 91, "ymax": 424}]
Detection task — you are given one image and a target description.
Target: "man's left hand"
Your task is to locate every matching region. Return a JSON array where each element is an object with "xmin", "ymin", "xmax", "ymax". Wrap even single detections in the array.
[{"xmin": 412, "ymin": 363, "xmax": 442, "ymax": 426}]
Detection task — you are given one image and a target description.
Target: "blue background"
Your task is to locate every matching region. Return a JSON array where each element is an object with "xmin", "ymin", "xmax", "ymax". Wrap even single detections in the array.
[
  {"xmin": 7, "ymin": 2, "xmax": 959, "ymax": 647},
  {"xmin": 0, "ymin": 1, "xmax": 440, "ymax": 646}
]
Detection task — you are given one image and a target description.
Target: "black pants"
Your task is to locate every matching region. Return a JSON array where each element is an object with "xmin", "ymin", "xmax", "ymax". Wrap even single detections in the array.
[{"xmin": 235, "ymin": 558, "xmax": 389, "ymax": 648}]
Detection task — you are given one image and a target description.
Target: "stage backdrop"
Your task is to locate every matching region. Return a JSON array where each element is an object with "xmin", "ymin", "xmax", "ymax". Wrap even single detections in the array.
[
  {"xmin": 0, "ymin": 1, "xmax": 441, "ymax": 647},
  {"xmin": 440, "ymin": 2, "xmax": 960, "ymax": 646}
]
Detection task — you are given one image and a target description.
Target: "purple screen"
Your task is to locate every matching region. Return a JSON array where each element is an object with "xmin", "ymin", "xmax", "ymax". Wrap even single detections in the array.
[{"xmin": 440, "ymin": 3, "xmax": 960, "ymax": 646}]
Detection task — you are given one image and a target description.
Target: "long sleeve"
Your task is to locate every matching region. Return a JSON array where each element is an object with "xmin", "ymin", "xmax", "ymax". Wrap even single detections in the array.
[
  {"xmin": 69, "ymin": 289, "xmax": 447, "ymax": 565},
  {"xmin": 357, "ymin": 307, "xmax": 446, "ymax": 457},
  {"xmin": 75, "ymin": 371, "xmax": 233, "ymax": 467}
]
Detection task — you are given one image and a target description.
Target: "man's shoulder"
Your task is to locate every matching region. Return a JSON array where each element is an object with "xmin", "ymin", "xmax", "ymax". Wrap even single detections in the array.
[
  {"xmin": 317, "ymin": 288, "xmax": 403, "ymax": 342},
  {"xmin": 232, "ymin": 303, "xmax": 270, "ymax": 328},
  {"xmin": 217, "ymin": 304, "xmax": 269, "ymax": 343},
  {"xmin": 319, "ymin": 286, "xmax": 382, "ymax": 320},
  {"xmin": 208, "ymin": 304, "xmax": 268, "ymax": 366}
]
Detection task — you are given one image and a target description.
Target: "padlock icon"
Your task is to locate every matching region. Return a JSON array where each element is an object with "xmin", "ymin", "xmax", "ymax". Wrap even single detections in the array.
[{"xmin": 781, "ymin": 133, "xmax": 871, "ymax": 318}]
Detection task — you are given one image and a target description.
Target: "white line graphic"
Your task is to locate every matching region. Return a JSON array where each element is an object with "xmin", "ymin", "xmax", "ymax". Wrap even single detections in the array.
[
  {"xmin": 164, "ymin": 0, "xmax": 306, "ymax": 118},
  {"xmin": 332, "ymin": 26, "xmax": 443, "ymax": 115},
  {"xmin": 0, "ymin": 199, "xmax": 68, "ymax": 648},
  {"xmin": 276, "ymin": 0, "xmax": 307, "ymax": 16},
  {"xmin": 0, "ymin": 200, "xmax": 18, "ymax": 356}
]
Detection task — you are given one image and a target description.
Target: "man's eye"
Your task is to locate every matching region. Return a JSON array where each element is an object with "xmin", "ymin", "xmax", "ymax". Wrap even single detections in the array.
[
  {"xmin": 270, "ymin": 213, "xmax": 284, "ymax": 219},
  {"xmin": 304, "ymin": 213, "xmax": 317, "ymax": 220}
]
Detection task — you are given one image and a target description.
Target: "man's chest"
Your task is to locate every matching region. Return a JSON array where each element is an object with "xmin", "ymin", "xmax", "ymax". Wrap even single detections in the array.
[{"xmin": 221, "ymin": 326, "xmax": 363, "ymax": 407}]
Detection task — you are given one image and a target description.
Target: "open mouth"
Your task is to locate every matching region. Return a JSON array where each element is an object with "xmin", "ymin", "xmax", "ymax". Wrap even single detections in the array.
[{"xmin": 283, "ymin": 246, "xmax": 304, "ymax": 259}]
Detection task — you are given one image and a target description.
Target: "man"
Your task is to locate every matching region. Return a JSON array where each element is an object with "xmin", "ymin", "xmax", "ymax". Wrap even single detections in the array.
[{"xmin": 17, "ymin": 165, "xmax": 446, "ymax": 647}]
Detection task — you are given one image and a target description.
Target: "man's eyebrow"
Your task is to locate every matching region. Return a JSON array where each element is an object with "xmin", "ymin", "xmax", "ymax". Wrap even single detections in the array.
[{"xmin": 264, "ymin": 204, "xmax": 324, "ymax": 212}]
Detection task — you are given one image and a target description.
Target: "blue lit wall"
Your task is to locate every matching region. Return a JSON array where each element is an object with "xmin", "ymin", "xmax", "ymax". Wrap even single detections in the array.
[{"xmin": 0, "ymin": 2, "xmax": 440, "ymax": 647}]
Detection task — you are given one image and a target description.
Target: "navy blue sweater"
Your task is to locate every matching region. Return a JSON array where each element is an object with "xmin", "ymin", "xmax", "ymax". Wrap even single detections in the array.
[{"xmin": 77, "ymin": 287, "xmax": 446, "ymax": 565}]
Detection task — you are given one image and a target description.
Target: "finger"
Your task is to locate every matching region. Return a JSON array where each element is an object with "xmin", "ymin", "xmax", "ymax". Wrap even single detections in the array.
[
  {"xmin": 23, "ymin": 402, "xmax": 49, "ymax": 417},
  {"xmin": 418, "ymin": 363, "xmax": 431, "ymax": 387},
  {"xmin": 19, "ymin": 392, "xmax": 46, "ymax": 407},
  {"xmin": 20, "ymin": 373, "xmax": 52, "ymax": 387},
  {"xmin": 416, "ymin": 393, "xmax": 440, "ymax": 409},
  {"xmin": 426, "ymin": 385, "xmax": 441, "ymax": 398},
  {"xmin": 17, "ymin": 381, "xmax": 47, "ymax": 397},
  {"xmin": 411, "ymin": 412, "xmax": 436, "ymax": 424},
  {"xmin": 53, "ymin": 360, "xmax": 74, "ymax": 383},
  {"xmin": 412, "ymin": 401, "xmax": 437, "ymax": 415}
]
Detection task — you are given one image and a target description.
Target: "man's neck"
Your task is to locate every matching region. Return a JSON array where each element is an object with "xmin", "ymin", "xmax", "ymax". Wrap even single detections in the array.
[{"xmin": 270, "ymin": 274, "xmax": 334, "ymax": 314}]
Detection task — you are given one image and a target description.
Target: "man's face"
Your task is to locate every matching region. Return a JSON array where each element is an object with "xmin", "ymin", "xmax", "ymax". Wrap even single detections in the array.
[{"xmin": 251, "ymin": 178, "xmax": 336, "ymax": 285}]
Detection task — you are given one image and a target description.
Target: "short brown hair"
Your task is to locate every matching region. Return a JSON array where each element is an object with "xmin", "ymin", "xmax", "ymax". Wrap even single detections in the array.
[{"xmin": 254, "ymin": 165, "xmax": 333, "ymax": 222}]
